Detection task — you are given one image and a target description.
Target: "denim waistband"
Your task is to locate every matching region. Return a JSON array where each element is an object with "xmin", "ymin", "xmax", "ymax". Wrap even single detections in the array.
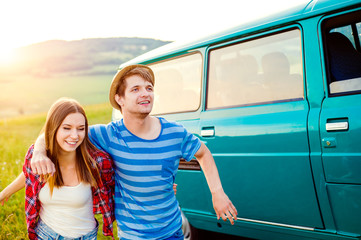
[{"xmin": 35, "ymin": 218, "xmax": 98, "ymax": 240}]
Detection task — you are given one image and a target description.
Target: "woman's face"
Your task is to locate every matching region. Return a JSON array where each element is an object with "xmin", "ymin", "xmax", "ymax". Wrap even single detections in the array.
[{"xmin": 56, "ymin": 112, "xmax": 86, "ymax": 153}]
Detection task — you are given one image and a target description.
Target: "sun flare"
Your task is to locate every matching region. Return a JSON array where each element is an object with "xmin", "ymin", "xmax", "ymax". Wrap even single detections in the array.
[{"xmin": 0, "ymin": 47, "xmax": 16, "ymax": 65}]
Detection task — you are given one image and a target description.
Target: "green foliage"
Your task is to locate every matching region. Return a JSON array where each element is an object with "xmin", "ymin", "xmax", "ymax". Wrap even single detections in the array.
[{"xmin": 0, "ymin": 104, "xmax": 116, "ymax": 240}]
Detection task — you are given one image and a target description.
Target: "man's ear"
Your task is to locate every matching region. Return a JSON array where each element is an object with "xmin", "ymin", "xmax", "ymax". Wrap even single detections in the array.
[{"xmin": 115, "ymin": 94, "xmax": 123, "ymax": 107}]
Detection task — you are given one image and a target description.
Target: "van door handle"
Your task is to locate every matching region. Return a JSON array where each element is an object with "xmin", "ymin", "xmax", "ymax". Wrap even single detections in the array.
[
  {"xmin": 326, "ymin": 121, "xmax": 348, "ymax": 131},
  {"xmin": 201, "ymin": 127, "xmax": 215, "ymax": 137}
]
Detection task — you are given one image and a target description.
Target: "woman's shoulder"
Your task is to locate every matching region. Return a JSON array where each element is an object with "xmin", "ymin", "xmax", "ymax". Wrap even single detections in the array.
[
  {"xmin": 23, "ymin": 144, "xmax": 35, "ymax": 165},
  {"xmin": 23, "ymin": 144, "xmax": 43, "ymax": 182},
  {"xmin": 88, "ymin": 147, "xmax": 112, "ymax": 167}
]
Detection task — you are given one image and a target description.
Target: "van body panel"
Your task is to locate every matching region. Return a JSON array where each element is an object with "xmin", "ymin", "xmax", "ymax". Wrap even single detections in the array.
[
  {"xmin": 320, "ymin": 94, "xmax": 361, "ymax": 184},
  {"xmin": 318, "ymin": 7, "xmax": 361, "ymax": 237},
  {"xmin": 326, "ymin": 184, "xmax": 361, "ymax": 234},
  {"xmin": 319, "ymin": 63, "xmax": 361, "ymax": 236},
  {"xmin": 199, "ymin": 100, "xmax": 323, "ymax": 228},
  {"xmin": 175, "ymin": 170, "xmax": 213, "ymax": 214},
  {"xmin": 305, "ymin": 0, "xmax": 360, "ymax": 12},
  {"xmin": 301, "ymin": 16, "xmax": 338, "ymax": 231},
  {"xmin": 184, "ymin": 212, "xmax": 357, "ymax": 240}
]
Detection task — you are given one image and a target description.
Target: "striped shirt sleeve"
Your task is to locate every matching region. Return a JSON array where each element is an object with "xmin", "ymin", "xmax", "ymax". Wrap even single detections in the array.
[
  {"xmin": 88, "ymin": 124, "xmax": 112, "ymax": 152},
  {"xmin": 180, "ymin": 124, "xmax": 201, "ymax": 161}
]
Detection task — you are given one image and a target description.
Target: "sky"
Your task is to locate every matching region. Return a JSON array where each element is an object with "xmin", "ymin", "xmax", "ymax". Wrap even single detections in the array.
[{"xmin": 0, "ymin": 0, "xmax": 309, "ymax": 62}]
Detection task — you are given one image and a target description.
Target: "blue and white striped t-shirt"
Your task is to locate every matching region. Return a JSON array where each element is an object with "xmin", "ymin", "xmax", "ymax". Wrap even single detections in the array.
[{"xmin": 88, "ymin": 117, "xmax": 201, "ymax": 240}]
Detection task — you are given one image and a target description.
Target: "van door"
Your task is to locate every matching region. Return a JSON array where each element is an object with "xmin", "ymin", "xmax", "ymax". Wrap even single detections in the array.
[
  {"xmin": 319, "ymin": 12, "xmax": 361, "ymax": 234},
  {"xmin": 201, "ymin": 28, "xmax": 323, "ymax": 228}
]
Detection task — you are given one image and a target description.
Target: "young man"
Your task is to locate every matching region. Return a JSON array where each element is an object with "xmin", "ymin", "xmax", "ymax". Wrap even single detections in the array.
[{"xmin": 31, "ymin": 64, "xmax": 237, "ymax": 240}]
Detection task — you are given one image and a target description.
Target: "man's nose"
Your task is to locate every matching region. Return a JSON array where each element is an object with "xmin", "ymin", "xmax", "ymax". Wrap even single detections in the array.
[{"xmin": 140, "ymin": 88, "xmax": 149, "ymax": 96}]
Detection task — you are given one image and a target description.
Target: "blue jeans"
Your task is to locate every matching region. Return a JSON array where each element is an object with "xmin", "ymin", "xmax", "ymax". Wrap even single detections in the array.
[{"xmin": 35, "ymin": 218, "xmax": 98, "ymax": 240}]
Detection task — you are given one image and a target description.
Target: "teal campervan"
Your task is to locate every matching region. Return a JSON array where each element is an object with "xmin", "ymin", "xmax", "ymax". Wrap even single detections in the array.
[{"xmin": 112, "ymin": 0, "xmax": 361, "ymax": 239}]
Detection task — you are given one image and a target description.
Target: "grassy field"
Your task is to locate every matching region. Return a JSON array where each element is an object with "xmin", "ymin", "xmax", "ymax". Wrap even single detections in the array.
[
  {"xmin": 0, "ymin": 102, "xmax": 117, "ymax": 240},
  {"xmin": 0, "ymin": 74, "xmax": 114, "ymax": 119}
]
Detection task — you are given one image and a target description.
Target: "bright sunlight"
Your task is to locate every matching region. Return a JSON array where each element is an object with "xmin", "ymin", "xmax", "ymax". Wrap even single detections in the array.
[{"xmin": 0, "ymin": 47, "xmax": 16, "ymax": 65}]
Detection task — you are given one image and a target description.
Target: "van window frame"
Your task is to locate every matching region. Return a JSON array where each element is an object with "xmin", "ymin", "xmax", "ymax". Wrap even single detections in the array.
[
  {"xmin": 205, "ymin": 25, "xmax": 305, "ymax": 111},
  {"xmin": 147, "ymin": 51, "xmax": 204, "ymax": 115},
  {"xmin": 321, "ymin": 7, "xmax": 361, "ymax": 97}
]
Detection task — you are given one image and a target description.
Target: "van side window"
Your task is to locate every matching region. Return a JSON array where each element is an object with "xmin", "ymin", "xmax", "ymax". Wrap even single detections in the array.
[
  {"xmin": 207, "ymin": 29, "xmax": 304, "ymax": 109},
  {"xmin": 150, "ymin": 53, "xmax": 202, "ymax": 114},
  {"xmin": 323, "ymin": 11, "xmax": 361, "ymax": 95}
]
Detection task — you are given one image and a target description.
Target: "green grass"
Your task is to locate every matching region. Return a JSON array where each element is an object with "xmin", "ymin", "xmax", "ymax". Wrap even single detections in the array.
[{"xmin": 0, "ymin": 103, "xmax": 118, "ymax": 240}]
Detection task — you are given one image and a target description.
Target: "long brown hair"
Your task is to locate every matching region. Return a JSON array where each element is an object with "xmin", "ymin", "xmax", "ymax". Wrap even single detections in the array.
[{"xmin": 43, "ymin": 98, "xmax": 101, "ymax": 195}]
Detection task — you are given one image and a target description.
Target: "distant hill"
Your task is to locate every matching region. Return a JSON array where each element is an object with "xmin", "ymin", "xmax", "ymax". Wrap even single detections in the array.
[
  {"xmin": 0, "ymin": 37, "xmax": 171, "ymax": 119},
  {"xmin": 1, "ymin": 37, "xmax": 171, "ymax": 78}
]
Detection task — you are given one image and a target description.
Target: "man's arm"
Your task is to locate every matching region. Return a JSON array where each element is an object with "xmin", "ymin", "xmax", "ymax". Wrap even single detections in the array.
[
  {"xmin": 31, "ymin": 124, "xmax": 109, "ymax": 175},
  {"xmin": 0, "ymin": 172, "xmax": 25, "ymax": 205},
  {"xmin": 30, "ymin": 134, "xmax": 55, "ymax": 175},
  {"xmin": 194, "ymin": 142, "xmax": 238, "ymax": 225}
]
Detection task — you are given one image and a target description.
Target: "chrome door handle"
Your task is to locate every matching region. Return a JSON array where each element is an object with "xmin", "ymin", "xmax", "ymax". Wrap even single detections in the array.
[
  {"xmin": 326, "ymin": 122, "xmax": 348, "ymax": 131},
  {"xmin": 201, "ymin": 128, "xmax": 215, "ymax": 137}
]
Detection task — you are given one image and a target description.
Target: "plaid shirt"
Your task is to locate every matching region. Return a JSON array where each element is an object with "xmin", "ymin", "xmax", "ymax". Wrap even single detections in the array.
[{"xmin": 23, "ymin": 145, "xmax": 115, "ymax": 240}]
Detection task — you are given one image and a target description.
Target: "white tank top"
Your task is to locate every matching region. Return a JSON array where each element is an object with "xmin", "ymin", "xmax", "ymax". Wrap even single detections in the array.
[{"xmin": 38, "ymin": 182, "xmax": 96, "ymax": 238}]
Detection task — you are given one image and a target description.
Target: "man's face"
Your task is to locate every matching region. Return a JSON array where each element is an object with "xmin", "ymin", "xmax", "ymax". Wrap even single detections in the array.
[{"xmin": 115, "ymin": 74, "xmax": 154, "ymax": 116}]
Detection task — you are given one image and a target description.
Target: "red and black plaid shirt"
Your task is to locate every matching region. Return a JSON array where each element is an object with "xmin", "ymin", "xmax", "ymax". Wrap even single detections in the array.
[{"xmin": 23, "ymin": 145, "xmax": 115, "ymax": 240}]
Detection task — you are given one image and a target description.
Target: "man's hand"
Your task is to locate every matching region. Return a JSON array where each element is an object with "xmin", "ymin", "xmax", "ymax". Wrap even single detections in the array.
[
  {"xmin": 31, "ymin": 134, "xmax": 56, "ymax": 176},
  {"xmin": 212, "ymin": 188, "xmax": 238, "ymax": 225},
  {"xmin": 31, "ymin": 150, "xmax": 56, "ymax": 176},
  {"xmin": 173, "ymin": 183, "xmax": 177, "ymax": 195},
  {"xmin": 194, "ymin": 143, "xmax": 238, "ymax": 225}
]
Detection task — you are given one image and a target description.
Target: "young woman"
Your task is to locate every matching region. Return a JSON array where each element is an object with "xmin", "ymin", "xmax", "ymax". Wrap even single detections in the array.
[
  {"xmin": 1, "ymin": 98, "xmax": 115, "ymax": 240},
  {"xmin": 0, "ymin": 97, "xmax": 178, "ymax": 239}
]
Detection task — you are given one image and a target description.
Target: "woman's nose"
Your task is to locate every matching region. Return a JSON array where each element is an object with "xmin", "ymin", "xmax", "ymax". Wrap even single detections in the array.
[{"xmin": 70, "ymin": 129, "xmax": 78, "ymax": 139}]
